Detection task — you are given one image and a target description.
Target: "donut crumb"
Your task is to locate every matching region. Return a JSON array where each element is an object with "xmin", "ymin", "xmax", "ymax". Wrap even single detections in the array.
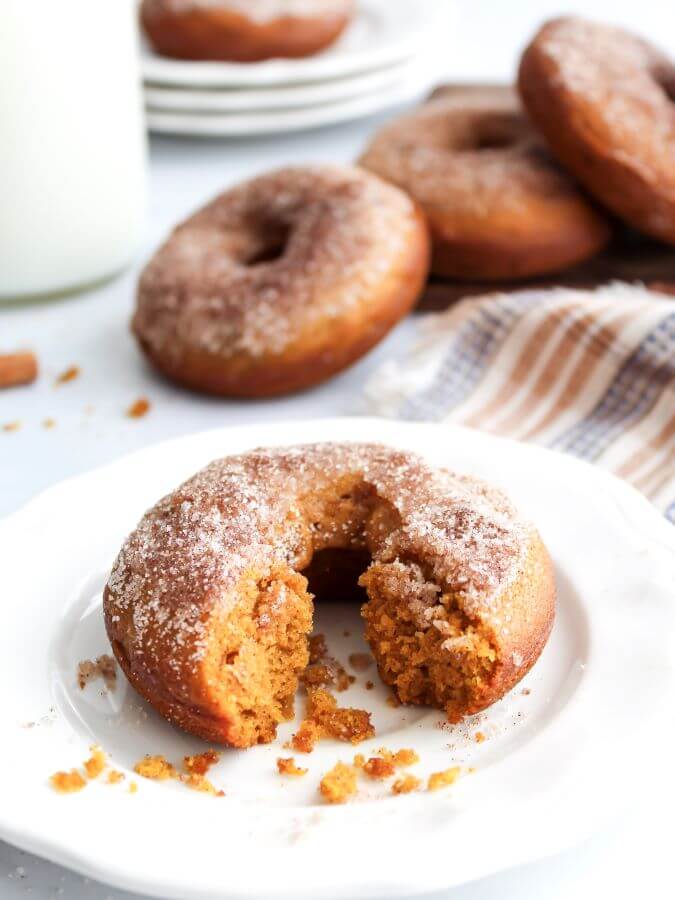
[
  {"xmin": 55, "ymin": 365, "xmax": 80, "ymax": 385},
  {"xmin": 50, "ymin": 770, "xmax": 86, "ymax": 793},
  {"xmin": 392, "ymin": 774, "xmax": 422, "ymax": 794},
  {"xmin": 127, "ymin": 397, "xmax": 151, "ymax": 418},
  {"xmin": 319, "ymin": 762, "xmax": 358, "ymax": 804},
  {"xmin": 276, "ymin": 757, "xmax": 308, "ymax": 776},
  {"xmin": 428, "ymin": 767, "xmax": 461, "ymax": 791}
]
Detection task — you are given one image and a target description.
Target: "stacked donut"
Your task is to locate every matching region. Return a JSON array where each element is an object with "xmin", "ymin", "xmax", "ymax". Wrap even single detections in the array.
[
  {"xmin": 141, "ymin": 0, "xmax": 356, "ymax": 62},
  {"xmin": 134, "ymin": 17, "xmax": 675, "ymax": 398},
  {"xmin": 361, "ymin": 17, "xmax": 675, "ymax": 283}
]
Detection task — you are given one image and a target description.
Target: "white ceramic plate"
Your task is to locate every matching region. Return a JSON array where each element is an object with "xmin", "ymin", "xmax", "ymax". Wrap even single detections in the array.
[
  {"xmin": 141, "ymin": 0, "xmax": 445, "ymax": 87},
  {"xmin": 143, "ymin": 57, "xmax": 421, "ymax": 112},
  {"xmin": 2, "ymin": 418, "xmax": 674, "ymax": 900},
  {"xmin": 144, "ymin": 62, "xmax": 434, "ymax": 135}
]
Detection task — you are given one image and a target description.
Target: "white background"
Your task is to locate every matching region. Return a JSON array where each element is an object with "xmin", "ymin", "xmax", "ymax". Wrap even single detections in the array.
[{"xmin": 2, "ymin": 1, "xmax": 674, "ymax": 897}]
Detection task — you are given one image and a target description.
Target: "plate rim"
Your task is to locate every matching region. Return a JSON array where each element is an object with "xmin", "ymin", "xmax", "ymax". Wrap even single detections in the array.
[
  {"xmin": 143, "ymin": 66, "xmax": 434, "ymax": 136},
  {"xmin": 142, "ymin": 57, "xmax": 422, "ymax": 112}
]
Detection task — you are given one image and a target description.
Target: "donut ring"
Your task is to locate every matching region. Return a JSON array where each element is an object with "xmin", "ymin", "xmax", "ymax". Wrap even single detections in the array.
[
  {"xmin": 519, "ymin": 17, "xmax": 675, "ymax": 244},
  {"xmin": 359, "ymin": 86, "xmax": 610, "ymax": 281},
  {"xmin": 140, "ymin": 0, "xmax": 355, "ymax": 63},
  {"xmin": 104, "ymin": 443, "xmax": 556, "ymax": 747},
  {"xmin": 133, "ymin": 166, "xmax": 430, "ymax": 397}
]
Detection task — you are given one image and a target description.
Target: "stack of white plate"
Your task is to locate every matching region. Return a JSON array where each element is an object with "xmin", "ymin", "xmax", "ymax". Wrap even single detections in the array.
[{"xmin": 141, "ymin": 0, "xmax": 447, "ymax": 137}]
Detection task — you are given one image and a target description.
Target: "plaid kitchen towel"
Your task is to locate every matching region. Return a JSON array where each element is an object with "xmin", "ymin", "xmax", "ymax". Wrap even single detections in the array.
[{"xmin": 363, "ymin": 284, "xmax": 675, "ymax": 522}]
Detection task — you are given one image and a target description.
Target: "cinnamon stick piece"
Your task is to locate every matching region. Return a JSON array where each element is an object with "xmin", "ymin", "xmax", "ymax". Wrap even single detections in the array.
[{"xmin": 0, "ymin": 351, "xmax": 38, "ymax": 389}]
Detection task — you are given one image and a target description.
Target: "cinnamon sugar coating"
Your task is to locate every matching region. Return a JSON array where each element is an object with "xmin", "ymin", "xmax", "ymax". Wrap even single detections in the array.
[
  {"xmin": 518, "ymin": 17, "xmax": 675, "ymax": 243},
  {"xmin": 133, "ymin": 165, "xmax": 429, "ymax": 396},
  {"xmin": 104, "ymin": 442, "xmax": 555, "ymax": 747},
  {"xmin": 359, "ymin": 86, "xmax": 609, "ymax": 280}
]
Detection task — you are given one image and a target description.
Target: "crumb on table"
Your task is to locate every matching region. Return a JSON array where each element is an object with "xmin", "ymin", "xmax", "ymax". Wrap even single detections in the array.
[
  {"xmin": 106, "ymin": 770, "xmax": 125, "ymax": 785},
  {"xmin": 127, "ymin": 397, "xmax": 151, "ymax": 419},
  {"xmin": 55, "ymin": 365, "xmax": 80, "ymax": 385},
  {"xmin": 319, "ymin": 762, "xmax": 358, "ymax": 804},
  {"xmin": 3, "ymin": 420, "xmax": 21, "ymax": 433},
  {"xmin": 475, "ymin": 731, "xmax": 486, "ymax": 743}
]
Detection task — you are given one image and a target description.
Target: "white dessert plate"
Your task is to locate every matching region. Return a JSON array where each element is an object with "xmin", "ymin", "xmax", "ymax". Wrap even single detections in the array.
[
  {"xmin": 1, "ymin": 418, "xmax": 673, "ymax": 900},
  {"xmin": 143, "ymin": 56, "xmax": 421, "ymax": 112},
  {"xmin": 144, "ymin": 63, "xmax": 433, "ymax": 135},
  {"xmin": 140, "ymin": 0, "xmax": 445, "ymax": 87}
]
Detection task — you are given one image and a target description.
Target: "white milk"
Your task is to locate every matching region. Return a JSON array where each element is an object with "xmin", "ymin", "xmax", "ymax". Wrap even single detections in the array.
[{"xmin": 0, "ymin": 0, "xmax": 147, "ymax": 300}]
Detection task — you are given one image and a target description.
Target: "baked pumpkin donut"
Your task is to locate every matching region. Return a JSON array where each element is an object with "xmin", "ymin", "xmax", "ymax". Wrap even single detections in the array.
[
  {"xmin": 104, "ymin": 442, "xmax": 556, "ymax": 747},
  {"xmin": 133, "ymin": 165, "xmax": 430, "ymax": 397},
  {"xmin": 140, "ymin": 0, "xmax": 355, "ymax": 62},
  {"xmin": 358, "ymin": 86, "xmax": 610, "ymax": 281},
  {"xmin": 518, "ymin": 17, "xmax": 675, "ymax": 245}
]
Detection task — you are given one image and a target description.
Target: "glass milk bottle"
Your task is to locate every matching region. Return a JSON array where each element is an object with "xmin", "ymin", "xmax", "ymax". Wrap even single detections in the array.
[{"xmin": 0, "ymin": 0, "xmax": 147, "ymax": 301}]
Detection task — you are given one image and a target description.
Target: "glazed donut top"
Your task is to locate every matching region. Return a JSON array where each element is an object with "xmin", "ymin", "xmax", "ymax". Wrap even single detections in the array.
[
  {"xmin": 143, "ymin": 0, "xmax": 354, "ymax": 23},
  {"xmin": 134, "ymin": 165, "xmax": 418, "ymax": 362},
  {"xmin": 359, "ymin": 86, "xmax": 599, "ymax": 222},
  {"xmin": 106, "ymin": 443, "xmax": 531, "ymax": 676},
  {"xmin": 525, "ymin": 17, "xmax": 675, "ymax": 177}
]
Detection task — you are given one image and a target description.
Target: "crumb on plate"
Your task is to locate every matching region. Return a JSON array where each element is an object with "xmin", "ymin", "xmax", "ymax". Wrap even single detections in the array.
[
  {"xmin": 83, "ymin": 745, "xmax": 106, "ymax": 779},
  {"xmin": 428, "ymin": 767, "xmax": 461, "ymax": 791},
  {"xmin": 319, "ymin": 762, "xmax": 358, "ymax": 804},
  {"xmin": 276, "ymin": 757, "xmax": 308, "ymax": 777},
  {"xmin": 50, "ymin": 769, "xmax": 86, "ymax": 794},
  {"xmin": 183, "ymin": 750, "xmax": 220, "ymax": 776},
  {"xmin": 392, "ymin": 774, "xmax": 422, "ymax": 795}
]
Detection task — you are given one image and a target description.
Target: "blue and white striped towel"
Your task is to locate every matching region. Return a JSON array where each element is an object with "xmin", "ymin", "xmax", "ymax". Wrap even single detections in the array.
[{"xmin": 364, "ymin": 284, "xmax": 675, "ymax": 521}]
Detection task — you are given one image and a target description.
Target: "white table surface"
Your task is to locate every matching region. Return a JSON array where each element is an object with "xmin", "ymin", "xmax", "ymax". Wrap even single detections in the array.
[{"xmin": 2, "ymin": 1, "xmax": 674, "ymax": 896}]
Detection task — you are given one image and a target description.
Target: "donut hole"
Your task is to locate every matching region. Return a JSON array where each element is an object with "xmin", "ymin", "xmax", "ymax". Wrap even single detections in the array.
[
  {"xmin": 462, "ymin": 113, "xmax": 525, "ymax": 153},
  {"xmin": 242, "ymin": 223, "xmax": 292, "ymax": 267},
  {"xmin": 653, "ymin": 66, "xmax": 675, "ymax": 104}
]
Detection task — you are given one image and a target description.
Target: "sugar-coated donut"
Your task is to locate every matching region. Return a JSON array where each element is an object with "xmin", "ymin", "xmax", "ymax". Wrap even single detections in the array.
[
  {"xmin": 140, "ymin": 0, "xmax": 355, "ymax": 62},
  {"xmin": 519, "ymin": 17, "xmax": 675, "ymax": 245},
  {"xmin": 359, "ymin": 86, "xmax": 610, "ymax": 281},
  {"xmin": 104, "ymin": 442, "xmax": 556, "ymax": 747},
  {"xmin": 133, "ymin": 165, "xmax": 430, "ymax": 398}
]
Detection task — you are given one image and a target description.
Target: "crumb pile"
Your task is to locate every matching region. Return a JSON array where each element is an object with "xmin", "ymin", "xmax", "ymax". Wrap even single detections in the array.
[
  {"xmin": 50, "ymin": 745, "xmax": 131, "ymax": 794},
  {"xmin": 134, "ymin": 750, "xmax": 224, "ymax": 796},
  {"xmin": 317, "ymin": 745, "xmax": 462, "ymax": 804},
  {"xmin": 288, "ymin": 687, "xmax": 374, "ymax": 753}
]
